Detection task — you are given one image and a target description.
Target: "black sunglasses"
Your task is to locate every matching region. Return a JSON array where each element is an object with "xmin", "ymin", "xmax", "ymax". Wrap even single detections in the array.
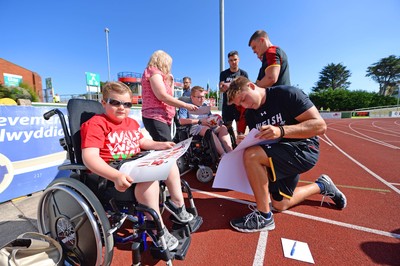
[{"xmin": 105, "ymin": 98, "xmax": 133, "ymax": 108}]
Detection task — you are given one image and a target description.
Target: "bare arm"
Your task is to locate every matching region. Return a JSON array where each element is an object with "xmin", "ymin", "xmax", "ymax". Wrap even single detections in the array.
[
  {"xmin": 256, "ymin": 106, "xmax": 327, "ymax": 140},
  {"xmin": 179, "ymin": 117, "xmax": 209, "ymax": 126},
  {"xmin": 256, "ymin": 65, "xmax": 280, "ymax": 88},
  {"xmin": 139, "ymin": 138, "xmax": 175, "ymax": 151},
  {"xmin": 82, "ymin": 148, "xmax": 133, "ymax": 192},
  {"xmin": 150, "ymin": 74, "xmax": 198, "ymax": 111}
]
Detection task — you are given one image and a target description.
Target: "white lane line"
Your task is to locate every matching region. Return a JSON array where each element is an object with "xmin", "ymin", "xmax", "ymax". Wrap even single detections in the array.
[
  {"xmin": 349, "ymin": 122, "xmax": 400, "ymax": 148},
  {"xmin": 281, "ymin": 209, "xmax": 400, "ymax": 239},
  {"xmin": 253, "ymin": 231, "xmax": 268, "ymax": 266},
  {"xmin": 317, "ymin": 135, "xmax": 332, "ymax": 146},
  {"xmin": 324, "ymin": 134, "xmax": 400, "ymax": 195},
  {"xmin": 353, "ymin": 126, "xmax": 400, "ymax": 137},
  {"xmin": 372, "ymin": 122, "xmax": 400, "ymax": 135},
  {"xmin": 191, "ymin": 189, "xmax": 400, "ymax": 239},
  {"xmin": 328, "ymin": 127, "xmax": 399, "ymax": 149}
]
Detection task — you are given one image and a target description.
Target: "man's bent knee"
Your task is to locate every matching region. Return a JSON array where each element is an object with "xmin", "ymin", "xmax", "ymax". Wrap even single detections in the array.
[{"xmin": 243, "ymin": 146, "xmax": 269, "ymax": 166}]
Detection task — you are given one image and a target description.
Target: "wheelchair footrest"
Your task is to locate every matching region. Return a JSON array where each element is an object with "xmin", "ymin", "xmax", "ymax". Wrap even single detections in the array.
[
  {"xmin": 189, "ymin": 215, "xmax": 203, "ymax": 233},
  {"xmin": 149, "ymin": 235, "xmax": 191, "ymax": 261},
  {"xmin": 173, "ymin": 233, "xmax": 191, "ymax": 260},
  {"xmin": 149, "ymin": 245, "xmax": 173, "ymax": 262},
  {"xmin": 170, "ymin": 215, "xmax": 203, "ymax": 234}
]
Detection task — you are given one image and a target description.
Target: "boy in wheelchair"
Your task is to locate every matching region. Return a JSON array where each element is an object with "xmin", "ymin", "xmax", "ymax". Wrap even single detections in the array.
[
  {"xmin": 80, "ymin": 81, "xmax": 193, "ymax": 251},
  {"xmin": 177, "ymin": 86, "xmax": 233, "ymax": 158}
]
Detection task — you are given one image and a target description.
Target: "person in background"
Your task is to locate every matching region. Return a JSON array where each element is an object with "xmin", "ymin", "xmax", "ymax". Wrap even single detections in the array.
[
  {"xmin": 53, "ymin": 93, "xmax": 60, "ymax": 103},
  {"xmin": 226, "ymin": 77, "xmax": 346, "ymax": 233},
  {"xmin": 81, "ymin": 81, "xmax": 194, "ymax": 250},
  {"xmin": 141, "ymin": 50, "xmax": 197, "ymax": 141},
  {"xmin": 219, "ymin": 50, "xmax": 249, "ymax": 137},
  {"xmin": 182, "ymin": 77, "xmax": 192, "ymax": 97},
  {"xmin": 248, "ymin": 30, "xmax": 291, "ymax": 88},
  {"xmin": 178, "ymin": 86, "xmax": 233, "ymax": 157}
]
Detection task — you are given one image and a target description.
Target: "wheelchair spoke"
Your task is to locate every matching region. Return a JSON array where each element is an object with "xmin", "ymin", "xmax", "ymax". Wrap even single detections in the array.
[
  {"xmin": 50, "ymin": 191, "xmax": 64, "ymax": 218},
  {"xmin": 69, "ymin": 211, "xmax": 88, "ymax": 231}
]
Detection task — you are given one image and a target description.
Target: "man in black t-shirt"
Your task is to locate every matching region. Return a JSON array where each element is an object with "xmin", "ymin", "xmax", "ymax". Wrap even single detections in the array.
[
  {"xmin": 219, "ymin": 51, "xmax": 249, "ymax": 135},
  {"xmin": 225, "ymin": 76, "xmax": 347, "ymax": 233}
]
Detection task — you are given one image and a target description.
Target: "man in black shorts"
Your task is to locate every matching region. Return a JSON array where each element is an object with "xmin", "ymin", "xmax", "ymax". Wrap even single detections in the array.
[{"xmin": 226, "ymin": 76, "xmax": 347, "ymax": 233}]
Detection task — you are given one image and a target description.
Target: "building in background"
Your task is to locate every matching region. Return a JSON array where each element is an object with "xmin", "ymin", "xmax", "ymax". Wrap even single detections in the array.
[
  {"xmin": 117, "ymin": 71, "xmax": 184, "ymax": 104},
  {"xmin": 0, "ymin": 58, "xmax": 43, "ymax": 101}
]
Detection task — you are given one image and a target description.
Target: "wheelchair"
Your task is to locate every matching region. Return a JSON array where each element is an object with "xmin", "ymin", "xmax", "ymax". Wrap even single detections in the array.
[
  {"xmin": 37, "ymin": 99, "xmax": 203, "ymax": 266},
  {"xmin": 173, "ymin": 120, "xmax": 220, "ymax": 184}
]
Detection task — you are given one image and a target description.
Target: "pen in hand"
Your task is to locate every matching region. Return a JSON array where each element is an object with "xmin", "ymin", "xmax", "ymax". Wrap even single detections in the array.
[{"xmin": 290, "ymin": 241, "xmax": 297, "ymax": 256}]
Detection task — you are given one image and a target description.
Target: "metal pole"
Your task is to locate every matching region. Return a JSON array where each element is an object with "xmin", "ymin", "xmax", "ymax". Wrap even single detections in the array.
[
  {"xmin": 219, "ymin": 0, "xmax": 225, "ymax": 73},
  {"xmin": 105, "ymin": 28, "xmax": 111, "ymax": 81},
  {"xmin": 219, "ymin": 0, "xmax": 225, "ymax": 110}
]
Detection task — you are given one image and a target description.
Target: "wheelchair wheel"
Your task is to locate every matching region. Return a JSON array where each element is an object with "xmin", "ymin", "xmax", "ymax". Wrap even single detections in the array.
[
  {"xmin": 37, "ymin": 178, "xmax": 114, "ymax": 266},
  {"xmin": 196, "ymin": 166, "xmax": 214, "ymax": 183}
]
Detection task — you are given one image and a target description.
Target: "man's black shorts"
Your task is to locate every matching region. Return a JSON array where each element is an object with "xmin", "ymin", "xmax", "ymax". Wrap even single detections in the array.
[{"xmin": 260, "ymin": 138, "xmax": 320, "ymax": 201}]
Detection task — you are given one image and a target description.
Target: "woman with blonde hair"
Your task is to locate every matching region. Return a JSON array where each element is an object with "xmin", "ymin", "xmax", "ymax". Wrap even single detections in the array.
[{"xmin": 141, "ymin": 50, "xmax": 197, "ymax": 141}]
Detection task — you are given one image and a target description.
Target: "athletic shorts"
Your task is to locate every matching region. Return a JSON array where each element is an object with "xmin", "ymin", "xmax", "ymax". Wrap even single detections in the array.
[{"xmin": 260, "ymin": 138, "xmax": 320, "ymax": 201}]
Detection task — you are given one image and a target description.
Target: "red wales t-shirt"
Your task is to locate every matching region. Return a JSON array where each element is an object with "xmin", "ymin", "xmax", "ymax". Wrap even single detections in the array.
[{"xmin": 81, "ymin": 114, "xmax": 144, "ymax": 163}]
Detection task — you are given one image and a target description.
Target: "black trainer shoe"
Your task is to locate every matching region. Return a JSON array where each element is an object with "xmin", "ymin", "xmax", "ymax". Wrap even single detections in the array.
[
  {"xmin": 316, "ymin": 174, "xmax": 347, "ymax": 209},
  {"xmin": 230, "ymin": 205, "xmax": 275, "ymax": 233},
  {"xmin": 164, "ymin": 198, "xmax": 194, "ymax": 223}
]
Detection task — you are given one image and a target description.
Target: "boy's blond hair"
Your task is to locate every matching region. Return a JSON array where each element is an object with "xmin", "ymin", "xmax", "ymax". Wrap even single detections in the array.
[
  {"xmin": 190, "ymin": 85, "xmax": 205, "ymax": 96},
  {"xmin": 102, "ymin": 81, "xmax": 133, "ymax": 99}
]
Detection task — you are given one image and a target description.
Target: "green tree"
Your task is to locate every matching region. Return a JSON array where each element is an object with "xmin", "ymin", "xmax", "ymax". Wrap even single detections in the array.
[
  {"xmin": 312, "ymin": 63, "xmax": 351, "ymax": 92},
  {"xmin": 207, "ymin": 89, "xmax": 218, "ymax": 99},
  {"xmin": 366, "ymin": 55, "xmax": 400, "ymax": 96}
]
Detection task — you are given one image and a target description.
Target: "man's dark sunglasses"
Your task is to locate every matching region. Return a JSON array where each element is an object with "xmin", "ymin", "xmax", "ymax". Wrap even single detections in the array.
[{"xmin": 106, "ymin": 98, "xmax": 133, "ymax": 108}]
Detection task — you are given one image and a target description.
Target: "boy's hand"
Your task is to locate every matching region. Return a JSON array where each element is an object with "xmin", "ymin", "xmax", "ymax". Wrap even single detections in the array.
[
  {"xmin": 158, "ymin": 141, "xmax": 175, "ymax": 150},
  {"xmin": 114, "ymin": 173, "xmax": 133, "ymax": 192}
]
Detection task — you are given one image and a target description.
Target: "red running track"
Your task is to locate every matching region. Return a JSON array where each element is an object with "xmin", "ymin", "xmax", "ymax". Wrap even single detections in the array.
[{"xmin": 111, "ymin": 118, "xmax": 400, "ymax": 266}]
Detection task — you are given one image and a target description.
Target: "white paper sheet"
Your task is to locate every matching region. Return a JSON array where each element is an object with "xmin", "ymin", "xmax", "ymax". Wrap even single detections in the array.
[
  {"xmin": 281, "ymin": 238, "xmax": 314, "ymax": 264},
  {"xmin": 189, "ymin": 105, "xmax": 211, "ymax": 115},
  {"xmin": 212, "ymin": 129, "xmax": 278, "ymax": 195},
  {"xmin": 119, "ymin": 138, "xmax": 192, "ymax": 183}
]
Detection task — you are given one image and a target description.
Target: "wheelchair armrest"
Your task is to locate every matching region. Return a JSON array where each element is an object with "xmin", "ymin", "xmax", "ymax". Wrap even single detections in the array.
[{"xmin": 58, "ymin": 163, "xmax": 88, "ymax": 171}]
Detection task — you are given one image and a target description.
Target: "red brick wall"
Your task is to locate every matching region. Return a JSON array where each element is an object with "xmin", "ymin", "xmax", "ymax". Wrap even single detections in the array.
[{"xmin": 0, "ymin": 58, "xmax": 43, "ymax": 101}]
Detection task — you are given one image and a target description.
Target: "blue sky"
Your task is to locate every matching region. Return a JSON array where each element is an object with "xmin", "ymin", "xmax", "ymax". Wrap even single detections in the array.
[{"xmin": 1, "ymin": 0, "xmax": 399, "ymax": 96}]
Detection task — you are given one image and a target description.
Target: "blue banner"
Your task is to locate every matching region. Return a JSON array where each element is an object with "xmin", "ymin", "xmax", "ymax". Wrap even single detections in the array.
[
  {"xmin": 0, "ymin": 106, "xmax": 69, "ymax": 202},
  {"xmin": 0, "ymin": 105, "xmax": 144, "ymax": 203}
]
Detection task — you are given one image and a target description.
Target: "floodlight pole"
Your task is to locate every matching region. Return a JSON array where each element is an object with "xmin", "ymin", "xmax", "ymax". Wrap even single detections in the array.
[
  {"xmin": 219, "ymin": 0, "xmax": 225, "ymax": 110},
  {"xmin": 105, "ymin": 28, "xmax": 111, "ymax": 81},
  {"xmin": 219, "ymin": 0, "xmax": 225, "ymax": 73}
]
